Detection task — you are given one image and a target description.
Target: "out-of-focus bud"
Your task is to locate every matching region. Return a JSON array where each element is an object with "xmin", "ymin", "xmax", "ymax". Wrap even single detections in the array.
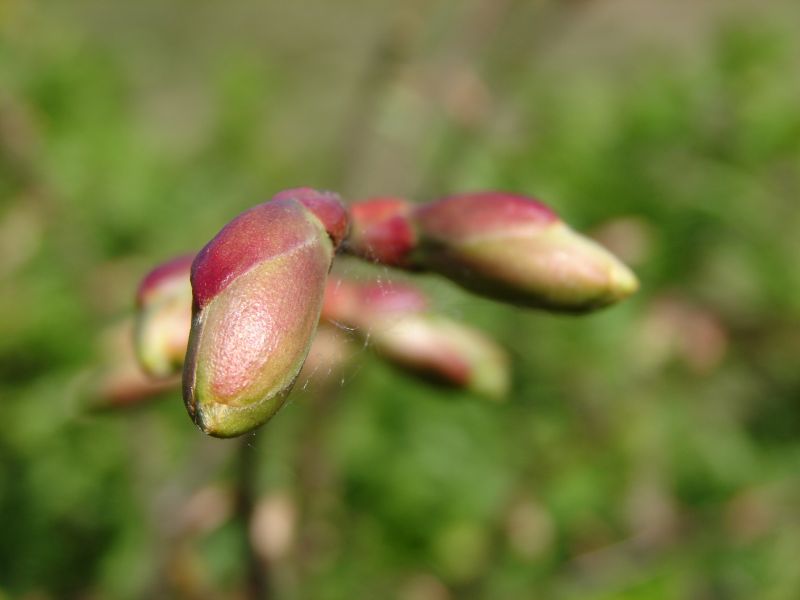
[
  {"xmin": 321, "ymin": 277, "xmax": 428, "ymax": 325},
  {"xmin": 371, "ymin": 312, "xmax": 510, "ymax": 400},
  {"xmin": 184, "ymin": 190, "xmax": 348, "ymax": 438},
  {"xmin": 177, "ymin": 485, "xmax": 234, "ymax": 537},
  {"xmin": 345, "ymin": 197, "xmax": 416, "ymax": 266},
  {"xmin": 322, "ymin": 278, "xmax": 510, "ymax": 400},
  {"xmin": 633, "ymin": 295, "xmax": 728, "ymax": 375},
  {"xmin": 89, "ymin": 318, "xmax": 180, "ymax": 410},
  {"xmin": 135, "ymin": 254, "xmax": 194, "ymax": 378},
  {"xmin": 412, "ymin": 192, "xmax": 639, "ymax": 312},
  {"xmin": 250, "ymin": 491, "xmax": 297, "ymax": 562}
]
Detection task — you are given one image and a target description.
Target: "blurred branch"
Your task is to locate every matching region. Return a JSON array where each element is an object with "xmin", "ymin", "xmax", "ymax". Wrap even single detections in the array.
[
  {"xmin": 236, "ymin": 434, "xmax": 272, "ymax": 600},
  {"xmin": 293, "ymin": 384, "xmax": 343, "ymax": 583},
  {"xmin": 129, "ymin": 415, "xmax": 233, "ymax": 598},
  {"xmin": 332, "ymin": 3, "xmax": 424, "ymax": 195},
  {"xmin": 416, "ymin": 0, "xmax": 588, "ymax": 198}
]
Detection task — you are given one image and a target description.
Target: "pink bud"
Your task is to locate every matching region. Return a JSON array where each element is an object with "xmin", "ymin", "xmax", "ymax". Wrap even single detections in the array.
[
  {"xmin": 411, "ymin": 192, "xmax": 639, "ymax": 312},
  {"xmin": 134, "ymin": 254, "xmax": 194, "ymax": 378},
  {"xmin": 184, "ymin": 190, "xmax": 346, "ymax": 437},
  {"xmin": 369, "ymin": 313, "xmax": 510, "ymax": 400},
  {"xmin": 321, "ymin": 277, "xmax": 509, "ymax": 399}
]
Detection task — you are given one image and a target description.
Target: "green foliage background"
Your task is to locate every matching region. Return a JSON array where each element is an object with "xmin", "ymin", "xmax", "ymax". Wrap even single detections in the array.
[{"xmin": 1, "ymin": 0, "xmax": 800, "ymax": 598}]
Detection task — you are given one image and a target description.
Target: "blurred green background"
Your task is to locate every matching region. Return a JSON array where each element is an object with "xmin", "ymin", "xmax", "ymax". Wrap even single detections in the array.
[{"xmin": 2, "ymin": 0, "xmax": 800, "ymax": 598}]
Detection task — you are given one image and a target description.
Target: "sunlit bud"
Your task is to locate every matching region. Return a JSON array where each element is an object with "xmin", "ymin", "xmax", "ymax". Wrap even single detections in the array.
[
  {"xmin": 134, "ymin": 254, "xmax": 194, "ymax": 378},
  {"xmin": 345, "ymin": 197, "xmax": 416, "ymax": 266},
  {"xmin": 321, "ymin": 278, "xmax": 509, "ymax": 399},
  {"xmin": 412, "ymin": 192, "xmax": 639, "ymax": 312},
  {"xmin": 184, "ymin": 190, "xmax": 347, "ymax": 438},
  {"xmin": 89, "ymin": 318, "xmax": 180, "ymax": 410}
]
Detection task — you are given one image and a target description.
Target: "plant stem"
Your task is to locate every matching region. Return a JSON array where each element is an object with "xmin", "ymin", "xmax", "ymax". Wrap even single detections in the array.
[{"xmin": 236, "ymin": 434, "xmax": 272, "ymax": 600}]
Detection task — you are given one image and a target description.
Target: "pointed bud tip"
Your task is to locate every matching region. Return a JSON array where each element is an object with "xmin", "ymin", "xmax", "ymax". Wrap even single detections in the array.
[
  {"xmin": 609, "ymin": 261, "xmax": 639, "ymax": 300},
  {"xmin": 411, "ymin": 191, "xmax": 639, "ymax": 312},
  {"xmin": 190, "ymin": 401, "xmax": 286, "ymax": 439}
]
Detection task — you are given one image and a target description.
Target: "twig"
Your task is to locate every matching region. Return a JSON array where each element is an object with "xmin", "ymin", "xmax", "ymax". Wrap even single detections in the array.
[
  {"xmin": 236, "ymin": 434, "xmax": 272, "ymax": 600},
  {"xmin": 332, "ymin": 3, "xmax": 424, "ymax": 195}
]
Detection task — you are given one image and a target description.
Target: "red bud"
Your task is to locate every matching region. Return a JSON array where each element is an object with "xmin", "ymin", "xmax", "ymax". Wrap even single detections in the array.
[
  {"xmin": 184, "ymin": 190, "xmax": 346, "ymax": 437},
  {"xmin": 346, "ymin": 197, "xmax": 416, "ymax": 266}
]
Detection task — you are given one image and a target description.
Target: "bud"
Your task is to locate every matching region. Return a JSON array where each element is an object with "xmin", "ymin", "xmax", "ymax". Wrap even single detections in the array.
[
  {"xmin": 371, "ymin": 312, "xmax": 510, "ymax": 400},
  {"xmin": 184, "ymin": 190, "xmax": 348, "ymax": 437},
  {"xmin": 321, "ymin": 278, "xmax": 509, "ymax": 399},
  {"xmin": 135, "ymin": 266, "xmax": 357, "ymax": 392},
  {"xmin": 345, "ymin": 197, "xmax": 416, "ymax": 266},
  {"xmin": 346, "ymin": 192, "xmax": 638, "ymax": 312},
  {"xmin": 134, "ymin": 254, "xmax": 194, "ymax": 378},
  {"xmin": 272, "ymin": 187, "xmax": 350, "ymax": 247},
  {"xmin": 411, "ymin": 192, "xmax": 639, "ymax": 312}
]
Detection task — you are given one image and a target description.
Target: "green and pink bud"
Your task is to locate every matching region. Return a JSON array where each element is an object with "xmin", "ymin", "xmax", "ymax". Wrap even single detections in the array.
[
  {"xmin": 412, "ymin": 192, "xmax": 638, "ymax": 312},
  {"xmin": 347, "ymin": 192, "xmax": 638, "ymax": 312},
  {"xmin": 184, "ymin": 189, "xmax": 348, "ymax": 438},
  {"xmin": 134, "ymin": 254, "xmax": 194, "ymax": 378},
  {"xmin": 322, "ymin": 278, "xmax": 509, "ymax": 399}
]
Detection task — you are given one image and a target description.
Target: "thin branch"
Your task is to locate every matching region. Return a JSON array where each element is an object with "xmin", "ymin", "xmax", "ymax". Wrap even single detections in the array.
[{"xmin": 236, "ymin": 434, "xmax": 272, "ymax": 600}]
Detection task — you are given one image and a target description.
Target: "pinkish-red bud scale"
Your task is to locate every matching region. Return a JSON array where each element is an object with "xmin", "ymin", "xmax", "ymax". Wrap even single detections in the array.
[{"xmin": 346, "ymin": 197, "xmax": 416, "ymax": 266}]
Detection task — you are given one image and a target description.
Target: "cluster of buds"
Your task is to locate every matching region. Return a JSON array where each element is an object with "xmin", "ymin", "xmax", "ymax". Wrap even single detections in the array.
[{"xmin": 128, "ymin": 188, "xmax": 637, "ymax": 437}]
